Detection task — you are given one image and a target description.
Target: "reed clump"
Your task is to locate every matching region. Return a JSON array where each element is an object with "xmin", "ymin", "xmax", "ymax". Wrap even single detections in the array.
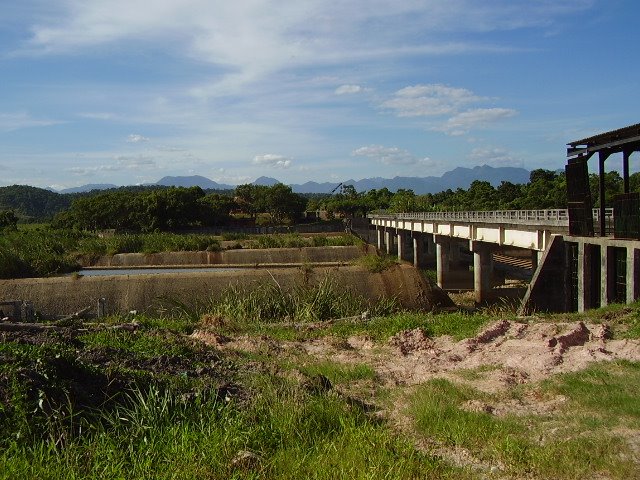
[{"xmin": 203, "ymin": 275, "xmax": 399, "ymax": 324}]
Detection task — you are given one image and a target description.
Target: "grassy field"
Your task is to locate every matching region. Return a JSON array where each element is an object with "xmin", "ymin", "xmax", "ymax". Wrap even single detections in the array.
[{"xmin": 1, "ymin": 291, "xmax": 639, "ymax": 478}]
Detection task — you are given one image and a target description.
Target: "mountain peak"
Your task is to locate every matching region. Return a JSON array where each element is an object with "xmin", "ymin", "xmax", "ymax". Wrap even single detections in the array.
[
  {"xmin": 155, "ymin": 175, "xmax": 233, "ymax": 190},
  {"xmin": 253, "ymin": 176, "xmax": 281, "ymax": 186}
]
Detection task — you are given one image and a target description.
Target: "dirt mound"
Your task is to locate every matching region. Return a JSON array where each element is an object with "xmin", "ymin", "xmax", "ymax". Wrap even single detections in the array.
[
  {"xmin": 379, "ymin": 320, "xmax": 640, "ymax": 391},
  {"xmin": 389, "ymin": 328, "xmax": 433, "ymax": 355}
]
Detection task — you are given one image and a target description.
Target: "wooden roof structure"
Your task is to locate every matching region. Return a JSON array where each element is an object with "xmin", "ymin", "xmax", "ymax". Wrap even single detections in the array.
[
  {"xmin": 565, "ymin": 122, "xmax": 640, "ymax": 237},
  {"xmin": 567, "ymin": 122, "xmax": 640, "ymax": 159}
]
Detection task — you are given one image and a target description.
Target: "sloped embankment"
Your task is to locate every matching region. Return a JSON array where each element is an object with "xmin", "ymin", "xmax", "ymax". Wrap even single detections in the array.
[
  {"xmin": 0, "ymin": 264, "xmax": 452, "ymax": 317},
  {"xmin": 83, "ymin": 246, "xmax": 370, "ymax": 267}
]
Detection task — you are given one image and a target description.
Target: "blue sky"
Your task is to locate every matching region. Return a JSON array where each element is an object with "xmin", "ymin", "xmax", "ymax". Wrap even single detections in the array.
[{"xmin": 1, "ymin": 0, "xmax": 639, "ymax": 190}]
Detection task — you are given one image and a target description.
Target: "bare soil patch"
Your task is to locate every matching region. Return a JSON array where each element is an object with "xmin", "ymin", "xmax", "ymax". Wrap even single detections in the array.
[
  {"xmin": 193, "ymin": 318, "xmax": 640, "ymax": 476},
  {"xmin": 197, "ymin": 319, "xmax": 640, "ymax": 393}
]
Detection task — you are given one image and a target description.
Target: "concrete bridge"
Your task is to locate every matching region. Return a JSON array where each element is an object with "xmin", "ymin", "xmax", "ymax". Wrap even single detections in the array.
[{"xmin": 367, "ymin": 208, "xmax": 640, "ymax": 312}]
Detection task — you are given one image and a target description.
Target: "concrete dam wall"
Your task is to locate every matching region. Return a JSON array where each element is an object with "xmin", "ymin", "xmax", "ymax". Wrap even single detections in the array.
[
  {"xmin": 85, "ymin": 246, "xmax": 369, "ymax": 267},
  {"xmin": 0, "ymin": 265, "xmax": 449, "ymax": 317}
]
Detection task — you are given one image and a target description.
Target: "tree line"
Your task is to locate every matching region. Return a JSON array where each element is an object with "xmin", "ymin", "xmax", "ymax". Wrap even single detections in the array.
[
  {"xmin": 51, "ymin": 184, "xmax": 306, "ymax": 232},
  {"xmin": 2, "ymin": 168, "xmax": 639, "ymax": 231},
  {"xmin": 311, "ymin": 169, "xmax": 640, "ymax": 217}
]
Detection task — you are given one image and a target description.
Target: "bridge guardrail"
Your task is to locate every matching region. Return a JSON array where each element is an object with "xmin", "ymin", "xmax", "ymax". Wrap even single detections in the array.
[{"xmin": 368, "ymin": 208, "xmax": 613, "ymax": 228}]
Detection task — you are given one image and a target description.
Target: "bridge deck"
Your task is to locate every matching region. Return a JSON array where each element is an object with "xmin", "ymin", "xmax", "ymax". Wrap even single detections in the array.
[{"xmin": 368, "ymin": 209, "xmax": 613, "ymax": 251}]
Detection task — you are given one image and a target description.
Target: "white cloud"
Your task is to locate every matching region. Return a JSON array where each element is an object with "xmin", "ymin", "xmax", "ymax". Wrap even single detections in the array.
[
  {"xmin": 68, "ymin": 165, "xmax": 119, "ymax": 176},
  {"xmin": 17, "ymin": 1, "xmax": 593, "ymax": 95},
  {"xmin": 383, "ymin": 84, "xmax": 484, "ymax": 117},
  {"xmin": 78, "ymin": 112, "xmax": 118, "ymax": 120},
  {"xmin": 126, "ymin": 134, "xmax": 150, "ymax": 143},
  {"xmin": 252, "ymin": 154, "xmax": 292, "ymax": 169},
  {"xmin": 437, "ymin": 108, "xmax": 517, "ymax": 136},
  {"xmin": 67, "ymin": 154, "xmax": 158, "ymax": 176},
  {"xmin": 352, "ymin": 145, "xmax": 431, "ymax": 166},
  {"xmin": 0, "ymin": 111, "xmax": 62, "ymax": 131},
  {"xmin": 114, "ymin": 154, "xmax": 157, "ymax": 168},
  {"xmin": 468, "ymin": 146, "xmax": 523, "ymax": 168},
  {"xmin": 335, "ymin": 84, "xmax": 363, "ymax": 95}
]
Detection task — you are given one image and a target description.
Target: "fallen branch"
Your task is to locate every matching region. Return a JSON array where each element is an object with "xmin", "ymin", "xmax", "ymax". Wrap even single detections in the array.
[
  {"xmin": 0, "ymin": 322, "xmax": 55, "ymax": 332},
  {"xmin": 54, "ymin": 306, "xmax": 93, "ymax": 325},
  {"xmin": 0, "ymin": 320, "xmax": 139, "ymax": 333}
]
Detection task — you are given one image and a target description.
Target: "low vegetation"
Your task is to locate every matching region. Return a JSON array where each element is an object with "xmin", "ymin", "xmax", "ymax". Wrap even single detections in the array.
[
  {"xmin": 0, "ymin": 228, "xmax": 223, "ymax": 278},
  {"xmin": 173, "ymin": 276, "xmax": 401, "ymax": 327},
  {"xmin": 2, "ymin": 297, "xmax": 639, "ymax": 478},
  {"xmin": 355, "ymin": 253, "xmax": 398, "ymax": 273},
  {"xmin": 0, "ymin": 230, "xmax": 360, "ymax": 279}
]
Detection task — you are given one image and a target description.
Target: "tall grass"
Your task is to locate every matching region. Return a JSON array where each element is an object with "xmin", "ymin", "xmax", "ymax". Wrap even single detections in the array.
[
  {"xmin": 0, "ymin": 228, "xmax": 81, "ymax": 278},
  {"xmin": 201, "ymin": 276, "xmax": 399, "ymax": 325},
  {"xmin": 355, "ymin": 254, "xmax": 398, "ymax": 273},
  {"xmin": 0, "ymin": 378, "xmax": 462, "ymax": 479}
]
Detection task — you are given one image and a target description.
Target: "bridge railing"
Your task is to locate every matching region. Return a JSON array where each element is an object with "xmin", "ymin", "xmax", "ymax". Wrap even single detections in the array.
[{"xmin": 368, "ymin": 208, "xmax": 614, "ymax": 228}]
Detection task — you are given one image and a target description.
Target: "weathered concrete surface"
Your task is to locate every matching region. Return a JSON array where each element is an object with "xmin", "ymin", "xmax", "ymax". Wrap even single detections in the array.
[
  {"xmin": 0, "ymin": 264, "xmax": 452, "ymax": 317},
  {"xmin": 85, "ymin": 246, "xmax": 368, "ymax": 267}
]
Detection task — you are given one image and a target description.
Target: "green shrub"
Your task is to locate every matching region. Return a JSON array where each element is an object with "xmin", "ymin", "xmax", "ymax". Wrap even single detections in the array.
[
  {"xmin": 202, "ymin": 276, "xmax": 398, "ymax": 324},
  {"xmin": 355, "ymin": 254, "xmax": 397, "ymax": 272}
]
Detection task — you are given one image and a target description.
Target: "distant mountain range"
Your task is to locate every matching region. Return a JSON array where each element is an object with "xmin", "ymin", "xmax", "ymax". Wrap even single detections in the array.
[
  {"xmin": 155, "ymin": 175, "xmax": 235, "ymax": 190},
  {"xmin": 59, "ymin": 183, "xmax": 118, "ymax": 194},
  {"xmin": 55, "ymin": 165, "xmax": 530, "ymax": 195}
]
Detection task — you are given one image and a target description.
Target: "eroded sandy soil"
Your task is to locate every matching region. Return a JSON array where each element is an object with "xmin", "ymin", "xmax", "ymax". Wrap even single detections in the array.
[
  {"xmin": 193, "ymin": 319, "xmax": 640, "ymax": 395},
  {"xmin": 193, "ymin": 318, "xmax": 640, "ymax": 475}
]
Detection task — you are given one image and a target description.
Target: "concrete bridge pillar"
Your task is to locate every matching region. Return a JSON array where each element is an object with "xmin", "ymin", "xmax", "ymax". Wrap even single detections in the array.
[
  {"xmin": 397, "ymin": 231, "xmax": 408, "ymax": 261},
  {"xmin": 435, "ymin": 235, "xmax": 451, "ymax": 289},
  {"xmin": 450, "ymin": 241, "xmax": 462, "ymax": 267},
  {"xmin": 531, "ymin": 250, "xmax": 544, "ymax": 271},
  {"xmin": 470, "ymin": 241, "xmax": 494, "ymax": 304},
  {"xmin": 376, "ymin": 227, "xmax": 383, "ymax": 251},
  {"xmin": 385, "ymin": 230, "xmax": 393, "ymax": 255},
  {"xmin": 601, "ymin": 246, "xmax": 614, "ymax": 307},
  {"xmin": 627, "ymin": 247, "xmax": 639, "ymax": 304},
  {"xmin": 412, "ymin": 233, "xmax": 425, "ymax": 269},
  {"xmin": 424, "ymin": 233, "xmax": 436, "ymax": 267},
  {"xmin": 577, "ymin": 243, "xmax": 593, "ymax": 312}
]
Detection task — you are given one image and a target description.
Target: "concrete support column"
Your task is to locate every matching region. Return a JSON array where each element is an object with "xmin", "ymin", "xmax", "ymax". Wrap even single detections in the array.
[
  {"xmin": 385, "ymin": 230, "xmax": 392, "ymax": 255},
  {"xmin": 376, "ymin": 228, "xmax": 383, "ymax": 251},
  {"xmin": 450, "ymin": 241, "xmax": 461, "ymax": 267},
  {"xmin": 577, "ymin": 242, "xmax": 592, "ymax": 313},
  {"xmin": 397, "ymin": 231, "xmax": 407, "ymax": 261},
  {"xmin": 435, "ymin": 235, "xmax": 451, "ymax": 289},
  {"xmin": 425, "ymin": 233, "xmax": 435, "ymax": 255},
  {"xmin": 413, "ymin": 233, "xmax": 424, "ymax": 269},
  {"xmin": 422, "ymin": 233, "xmax": 436, "ymax": 267},
  {"xmin": 531, "ymin": 250, "xmax": 544, "ymax": 271},
  {"xmin": 470, "ymin": 241, "xmax": 493, "ymax": 304},
  {"xmin": 627, "ymin": 247, "xmax": 639, "ymax": 304},
  {"xmin": 601, "ymin": 246, "xmax": 614, "ymax": 306}
]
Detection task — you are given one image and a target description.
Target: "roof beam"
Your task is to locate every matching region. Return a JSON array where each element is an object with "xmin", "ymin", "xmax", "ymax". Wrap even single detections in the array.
[{"xmin": 567, "ymin": 136, "xmax": 640, "ymax": 159}]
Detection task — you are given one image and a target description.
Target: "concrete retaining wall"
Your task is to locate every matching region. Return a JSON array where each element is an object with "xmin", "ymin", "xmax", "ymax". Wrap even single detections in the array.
[
  {"xmin": 86, "ymin": 246, "xmax": 368, "ymax": 267},
  {"xmin": 0, "ymin": 265, "xmax": 450, "ymax": 317}
]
